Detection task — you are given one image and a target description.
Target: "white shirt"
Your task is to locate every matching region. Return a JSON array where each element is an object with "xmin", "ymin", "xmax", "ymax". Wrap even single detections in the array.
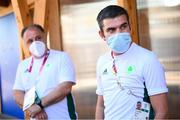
[
  {"xmin": 13, "ymin": 49, "xmax": 77, "ymax": 119},
  {"xmin": 96, "ymin": 43, "xmax": 168, "ymax": 119}
]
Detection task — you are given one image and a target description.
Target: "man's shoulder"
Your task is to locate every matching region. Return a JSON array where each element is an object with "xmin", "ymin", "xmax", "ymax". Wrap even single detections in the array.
[
  {"xmin": 20, "ymin": 56, "xmax": 32, "ymax": 64},
  {"xmin": 97, "ymin": 52, "xmax": 112, "ymax": 68},
  {"xmin": 132, "ymin": 43, "xmax": 159, "ymax": 64},
  {"xmin": 17, "ymin": 57, "xmax": 32, "ymax": 71},
  {"xmin": 50, "ymin": 49, "xmax": 69, "ymax": 56},
  {"xmin": 133, "ymin": 43, "xmax": 155, "ymax": 58},
  {"xmin": 50, "ymin": 49, "xmax": 64, "ymax": 54},
  {"xmin": 49, "ymin": 49, "xmax": 72, "ymax": 61},
  {"xmin": 98, "ymin": 52, "xmax": 111, "ymax": 61}
]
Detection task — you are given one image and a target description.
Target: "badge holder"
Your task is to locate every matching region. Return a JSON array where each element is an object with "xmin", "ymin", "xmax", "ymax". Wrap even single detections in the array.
[{"xmin": 135, "ymin": 101, "xmax": 150, "ymax": 120}]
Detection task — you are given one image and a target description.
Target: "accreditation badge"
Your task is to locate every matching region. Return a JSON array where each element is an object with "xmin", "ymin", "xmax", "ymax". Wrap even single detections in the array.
[
  {"xmin": 134, "ymin": 101, "xmax": 150, "ymax": 120},
  {"xmin": 23, "ymin": 86, "xmax": 37, "ymax": 111}
]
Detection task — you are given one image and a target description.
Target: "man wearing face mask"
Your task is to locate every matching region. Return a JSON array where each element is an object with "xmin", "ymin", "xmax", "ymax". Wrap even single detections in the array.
[
  {"xmin": 95, "ymin": 5, "xmax": 168, "ymax": 120},
  {"xmin": 13, "ymin": 24, "xmax": 77, "ymax": 119}
]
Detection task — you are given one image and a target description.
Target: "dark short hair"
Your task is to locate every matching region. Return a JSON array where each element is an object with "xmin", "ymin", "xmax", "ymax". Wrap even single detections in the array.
[
  {"xmin": 21, "ymin": 24, "xmax": 45, "ymax": 38},
  {"xmin": 96, "ymin": 5, "xmax": 129, "ymax": 31}
]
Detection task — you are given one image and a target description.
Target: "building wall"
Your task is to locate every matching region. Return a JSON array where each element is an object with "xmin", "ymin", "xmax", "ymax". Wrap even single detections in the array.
[{"xmin": 0, "ymin": 13, "xmax": 23, "ymax": 118}]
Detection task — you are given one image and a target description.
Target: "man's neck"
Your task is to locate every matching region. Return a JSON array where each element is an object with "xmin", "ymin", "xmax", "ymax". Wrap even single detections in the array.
[{"xmin": 113, "ymin": 52, "xmax": 123, "ymax": 56}]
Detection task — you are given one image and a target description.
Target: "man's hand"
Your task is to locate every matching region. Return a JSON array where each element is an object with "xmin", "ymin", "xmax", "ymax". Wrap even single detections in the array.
[
  {"xmin": 35, "ymin": 109, "xmax": 48, "ymax": 120},
  {"xmin": 27, "ymin": 104, "xmax": 42, "ymax": 118}
]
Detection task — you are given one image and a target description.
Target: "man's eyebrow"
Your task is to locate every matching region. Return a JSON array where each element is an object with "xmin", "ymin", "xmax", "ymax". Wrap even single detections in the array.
[
  {"xmin": 35, "ymin": 35, "xmax": 42, "ymax": 39},
  {"xmin": 106, "ymin": 27, "xmax": 116, "ymax": 31},
  {"xmin": 120, "ymin": 22, "xmax": 128, "ymax": 28},
  {"xmin": 105, "ymin": 22, "xmax": 128, "ymax": 32}
]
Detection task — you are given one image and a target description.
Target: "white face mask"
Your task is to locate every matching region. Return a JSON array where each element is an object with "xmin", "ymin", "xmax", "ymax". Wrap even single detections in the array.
[{"xmin": 29, "ymin": 41, "xmax": 46, "ymax": 57}]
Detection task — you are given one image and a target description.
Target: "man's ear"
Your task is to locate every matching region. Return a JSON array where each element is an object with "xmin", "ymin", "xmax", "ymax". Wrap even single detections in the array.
[{"xmin": 99, "ymin": 30, "xmax": 106, "ymax": 41}]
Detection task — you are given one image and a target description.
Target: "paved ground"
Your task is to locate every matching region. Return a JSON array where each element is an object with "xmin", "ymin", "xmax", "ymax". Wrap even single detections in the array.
[{"xmin": 0, "ymin": 114, "xmax": 17, "ymax": 119}]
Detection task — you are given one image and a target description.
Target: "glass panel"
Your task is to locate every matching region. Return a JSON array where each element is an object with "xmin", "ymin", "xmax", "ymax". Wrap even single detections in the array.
[
  {"xmin": 137, "ymin": 0, "xmax": 180, "ymax": 118},
  {"xmin": 60, "ymin": 0, "xmax": 117, "ymax": 118}
]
